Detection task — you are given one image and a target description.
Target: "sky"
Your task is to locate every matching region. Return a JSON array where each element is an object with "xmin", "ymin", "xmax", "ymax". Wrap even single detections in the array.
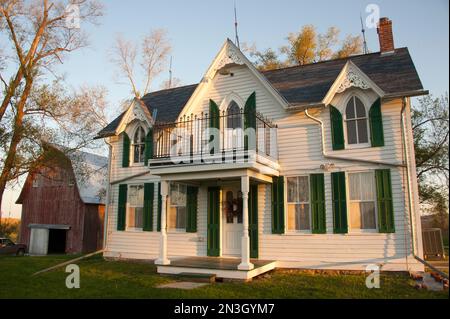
[{"xmin": 1, "ymin": 0, "xmax": 449, "ymax": 219}]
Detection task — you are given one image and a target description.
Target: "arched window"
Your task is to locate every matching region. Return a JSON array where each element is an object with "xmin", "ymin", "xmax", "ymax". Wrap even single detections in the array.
[
  {"xmin": 227, "ymin": 101, "xmax": 242, "ymax": 129},
  {"xmin": 133, "ymin": 126, "xmax": 146, "ymax": 163},
  {"xmin": 345, "ymin": 96, "xmax": 369, "ymax": 145}
]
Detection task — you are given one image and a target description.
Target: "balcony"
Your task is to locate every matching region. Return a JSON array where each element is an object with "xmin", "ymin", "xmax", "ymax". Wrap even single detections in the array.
[{"xmin": 149, "ymin": 108, "xmax": 278, "ymax": 171}]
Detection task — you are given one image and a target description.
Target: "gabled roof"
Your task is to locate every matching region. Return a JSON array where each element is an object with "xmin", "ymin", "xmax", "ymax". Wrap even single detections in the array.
[
  {"xmin": 97, "ymin": 46, "xmax": 425, "ymax": 138},
  {"xmin": 262, "ymin": 47, "xmax": 424, "ymax": 107},
  {"xmin": 96, "ymin": 85, "xmax": 197, "ymax": 138}
]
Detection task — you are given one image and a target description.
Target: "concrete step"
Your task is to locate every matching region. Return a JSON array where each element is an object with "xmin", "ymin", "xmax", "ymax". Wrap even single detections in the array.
[{"xmin": 177, "ymin": 272, "xmax": 217, "ymax": 283}]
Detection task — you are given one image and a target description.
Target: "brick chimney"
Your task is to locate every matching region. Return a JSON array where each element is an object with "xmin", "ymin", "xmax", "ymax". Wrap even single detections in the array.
[{"xmin": 377, "ymin": 17, "xmax": 395, "ymax": 54}]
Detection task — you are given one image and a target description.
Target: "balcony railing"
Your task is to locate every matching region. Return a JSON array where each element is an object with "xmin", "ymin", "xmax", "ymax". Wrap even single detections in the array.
[{"xmin": 151, "ymin": 109, "xmax": 278, "ymax": 165}]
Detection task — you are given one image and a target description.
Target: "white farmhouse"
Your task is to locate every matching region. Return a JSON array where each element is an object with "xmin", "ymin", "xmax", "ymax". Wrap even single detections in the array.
[{"xmin": 96, "ymin": 18, "xmax": 427, "ymax": 280}]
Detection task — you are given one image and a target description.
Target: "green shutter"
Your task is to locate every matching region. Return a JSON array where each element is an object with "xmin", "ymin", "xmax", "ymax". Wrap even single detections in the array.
[
  {"xmin": 244, "ymin": 92, "xmax": 256, "ymax": 151},
  {"xmin": 369, "ymin": 98, "xmax": 385, "ymax": 147},
  {"xmin": 310, "ymin": 174, "xmax": 326, "ymax": 234},
  {"xmin": 375, "ymin": 169, "xmax": 395, "ymax": 233},
  {"xmin": 207, "ymin": 187, "xmax": 220, "ymax": 256},
  {"xmin": 209, "ymin": 99, "xmax": 220, "ymax": 155},
  {"xmin": 330, "ymin": 105, "xmax": 345, "ymax": 150},
  {"xmin": 186, "ymin": 186, "xmax": 198, "ymax": 233},
  {"xmin": 117, "ymin": 184, "xmax": 127, "ymax": 231},
  {"xmin": 157, "ymin": 182, "xmax": 162, "ymax": 232},
  {"xmin": 122, "ymin": 133, "xmax": 130, "ymax": 167},
  {"xmin": 144, "ymin": 128, "xmax": 153, "ymax": 166},
  {"xmin": 271, "ymin": 176, "xmax": 285, "ymax": 234},
  {"xmin": 249, "ymin": 184, "xmax": 259, "ymax": 258},
  {"xmin": 143, "ymin": 183, "xmax": 154, "ymax": 231},
  {"xmin": 331, "ymin": 172, "xmax": 348, "ymax": 234}
]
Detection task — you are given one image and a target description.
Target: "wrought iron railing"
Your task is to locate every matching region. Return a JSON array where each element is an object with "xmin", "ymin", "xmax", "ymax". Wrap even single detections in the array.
[{"xmin": 152, "ymin": 109, "xmax": 278, "ymax": 164}]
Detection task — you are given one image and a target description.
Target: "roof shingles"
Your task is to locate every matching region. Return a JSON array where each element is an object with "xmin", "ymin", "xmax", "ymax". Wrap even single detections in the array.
[{"xmin": 97, "ymin": 48, "xmax": 423, "ymax": 138}]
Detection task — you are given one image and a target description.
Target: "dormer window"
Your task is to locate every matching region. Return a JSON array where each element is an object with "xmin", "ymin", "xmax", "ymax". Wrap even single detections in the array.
[
  {"xmin": 133, "ymin": 126, "xmax": 146, "ymax": 163},
  {"xmin": 345, "ymin": 96, "xmax": 369, "ymax": 145}
]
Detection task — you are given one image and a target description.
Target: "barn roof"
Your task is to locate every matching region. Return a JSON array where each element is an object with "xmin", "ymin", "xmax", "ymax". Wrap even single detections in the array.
[
  {"xmin": 96, "ymin": 47, "xmax": 424, "ymax": 138},
  {"xmin": 68, "ymin": 150, "xmax": 108, "ymax": 205},
  {"xmin": 16, "ymin": 148, "xmax": 108, "ymax": 205}
]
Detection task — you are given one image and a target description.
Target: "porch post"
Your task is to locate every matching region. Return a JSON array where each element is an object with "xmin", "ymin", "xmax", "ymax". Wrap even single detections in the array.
[
  {"xmin": 238, "ymin": 175, "xmax": 254, "ymax": 270},
  {"xmin": 155, "ymin": 180, "xmax": 170, "ymax": 265}
]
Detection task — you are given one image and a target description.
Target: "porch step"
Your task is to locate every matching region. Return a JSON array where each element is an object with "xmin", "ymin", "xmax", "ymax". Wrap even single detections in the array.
[{"xmin": 177, "ymin": 272, "xmax": 217, "ymax": 283}]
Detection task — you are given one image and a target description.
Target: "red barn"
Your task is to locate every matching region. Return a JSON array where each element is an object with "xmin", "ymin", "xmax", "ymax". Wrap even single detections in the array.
[{"xmin": 16, "ymin": 147, "xmax": 107, "ymax": 255}]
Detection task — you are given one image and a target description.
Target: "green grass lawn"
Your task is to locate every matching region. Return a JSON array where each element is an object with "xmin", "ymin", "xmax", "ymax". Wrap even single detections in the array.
[{"xmin": 0, "ymin": 254, "xmax": 447, "ymax": 299}]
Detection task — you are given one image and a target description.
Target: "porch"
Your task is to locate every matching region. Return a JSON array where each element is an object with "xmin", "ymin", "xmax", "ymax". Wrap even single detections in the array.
[
  {"xmin": 157, "ymin": 256, "xmax": 277, "ymax": 281},
  {"xmin": 153, "ymin": 168, "xmax": 277, "ymax": 276}
]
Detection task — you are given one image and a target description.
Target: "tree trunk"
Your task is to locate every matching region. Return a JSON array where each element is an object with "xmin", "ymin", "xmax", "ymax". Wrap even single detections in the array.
[
  {"xmin": 0, "ymin": 68, "xmax": 24, "ymax": 122},
  {"xmin": 0, "ymin": 77, "xmax": 34, "ymax": 221}
]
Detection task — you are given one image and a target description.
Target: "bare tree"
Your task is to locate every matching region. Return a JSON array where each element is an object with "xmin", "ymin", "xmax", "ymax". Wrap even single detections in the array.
[
  {"xmin": 0, "ymin": 0, "xmax": 103, "ymax": 218},
  {"xmin": 111, "ymin": 29, "xmax": 172, "ymax": 98},
  {"xmin": 160, "ymin": 77, "xmax": 182, "ymax": 90}
]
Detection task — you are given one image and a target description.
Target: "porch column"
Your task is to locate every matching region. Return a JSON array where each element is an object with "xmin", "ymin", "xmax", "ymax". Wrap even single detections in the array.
[
  {"xmin": 238, "ymin": 175, "xmax": 254, "ymax": 270},
  {"xmin": 155, "ymin": 180, "xmax": 170, "ymax": 265}
]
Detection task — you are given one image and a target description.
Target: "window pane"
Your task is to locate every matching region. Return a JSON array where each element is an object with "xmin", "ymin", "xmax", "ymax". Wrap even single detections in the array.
[
  {"xmin": 361, "ymin": 202, "xmax": 376, "ymax": 229},
  {"xmin": 135, "ymin": 207, "xmax": 144, "ymax": 228},
  {"xmin": 349, "ymin": 173, "xmax": 361, "ymax": 201},
  {"xmin": 357, "ymin": 120, "xmax": 369, "ymax": 143},
  {"xmin": 347, "ymin": 120, "xmax": 358, "ymax": 144},
  {"xmin": 171, "ymin": 183, "xmax": 186, "ymax": 206},
  {"xmin": 297, "ymin": 176, "xmax": 309, "ymax": 202},
  {"xmin": 176, "ymin": 207, "xmax": 186, "ymax": 229},
  {"xmin": 297, "ymin": 204, "xmax": 311, "ymax": 230},
  {"xmin": 287, "ymin": 204, "xmax": 296, "ymax": 231},
  {"xmin": 350, "ymin": 202, "xmax": 362, "ymax": 229},
  {"xmin": 287, "ymin": 177, "xmax": 298, "ymax": 202},
  {"xmin": 360, "ymin": 172, "xmax": 375, "ymax": 200},
  {"xmin": 129, "ymin": 185, "xmax": 144, "ymax": 206},
  {"xmin": 140, "ymin": 128, "xmax": 146, "ymax": 143},
  {"xmin": 355, "ymin": 98, "xmax": 366, "ymax": 118},
  {"xmin": 346, "ymin": 98, "xmax": 356, "ymax": 119}
]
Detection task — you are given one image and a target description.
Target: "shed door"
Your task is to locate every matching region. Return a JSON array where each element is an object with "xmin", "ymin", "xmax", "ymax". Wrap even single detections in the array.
[{"xmin": 29, "ymin": 228, "xmax": 49, "ymax": 255}]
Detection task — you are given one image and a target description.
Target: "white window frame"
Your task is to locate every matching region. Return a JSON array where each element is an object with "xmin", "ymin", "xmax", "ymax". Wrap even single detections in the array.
[
  {"xmin": 126, "ymin": 184, "xmax": 144, "ymax": 232},
  {"xmin": 285, "ymin": 175, "xmax": 312, "ymax": 234},
  {"xmin": 131, "ymin": 124, "xmax": 147, "ymax": 166},
  {"xmin": 345, "ymin": 170, "xmax": 378, "ymax": 233},
  {"xmin": 168, "ymin": 182, "xmax": 188, "ymax": 233},
  {"xmin": 342, "ymin": 94, "xmax": 371, "ymax": 150}
]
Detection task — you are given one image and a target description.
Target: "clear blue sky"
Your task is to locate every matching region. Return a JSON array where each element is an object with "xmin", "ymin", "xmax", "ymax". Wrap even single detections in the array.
[{"xmin": 2, "ymin": 0, "xmax": 449, "ymax": 219}]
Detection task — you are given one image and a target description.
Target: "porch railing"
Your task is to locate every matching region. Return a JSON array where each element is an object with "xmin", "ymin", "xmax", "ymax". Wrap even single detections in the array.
[{"xmin": 152, "ymin": 109, "xmax": 278, "ymax": 164}]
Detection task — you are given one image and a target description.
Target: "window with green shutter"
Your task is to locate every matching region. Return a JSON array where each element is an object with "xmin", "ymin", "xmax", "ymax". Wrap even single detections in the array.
[
  {"xmin": 331, "ymin": 172, "xmax": 348, "ymax": 233},
  {"xmin": 144, "ymin": 128, "xmax": 153, "ymax": 166},
  {"xmin": 369, "ymin": 98, "xmax": 385, "ymax": 147},
  {"xmin": 186, "ymin": 186, "xmax": 198, "ymax": 233},
  {"xmin": 121, "ymin": 133, "xmax": 130, "ymax": 167},
  {"xmin": 271, "ymin": 176, "xmax": 285, "ymax": 234},
  {"xmin": 117, "ymin": 184, "xmax": 127, "ymax": 231},
  {"xmin": 310, "ymin": 174, "xmax": 326, "ymax": 234},
  {"xmin": 143, "ymin": 183, "xmax": 154, "ymax": 231},
  {"xmin": 375, "ymin": 169, "xmax": 395, "ymax": 233},
  {"xmin": 330, "ymin": 105, "xmax": 345, "ymax": 150}
]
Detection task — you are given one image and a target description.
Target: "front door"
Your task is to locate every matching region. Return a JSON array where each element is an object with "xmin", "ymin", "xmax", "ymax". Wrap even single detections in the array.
[{"xmin": 222, "ymin": 186, "xmax": 243, "ymax": 256}]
